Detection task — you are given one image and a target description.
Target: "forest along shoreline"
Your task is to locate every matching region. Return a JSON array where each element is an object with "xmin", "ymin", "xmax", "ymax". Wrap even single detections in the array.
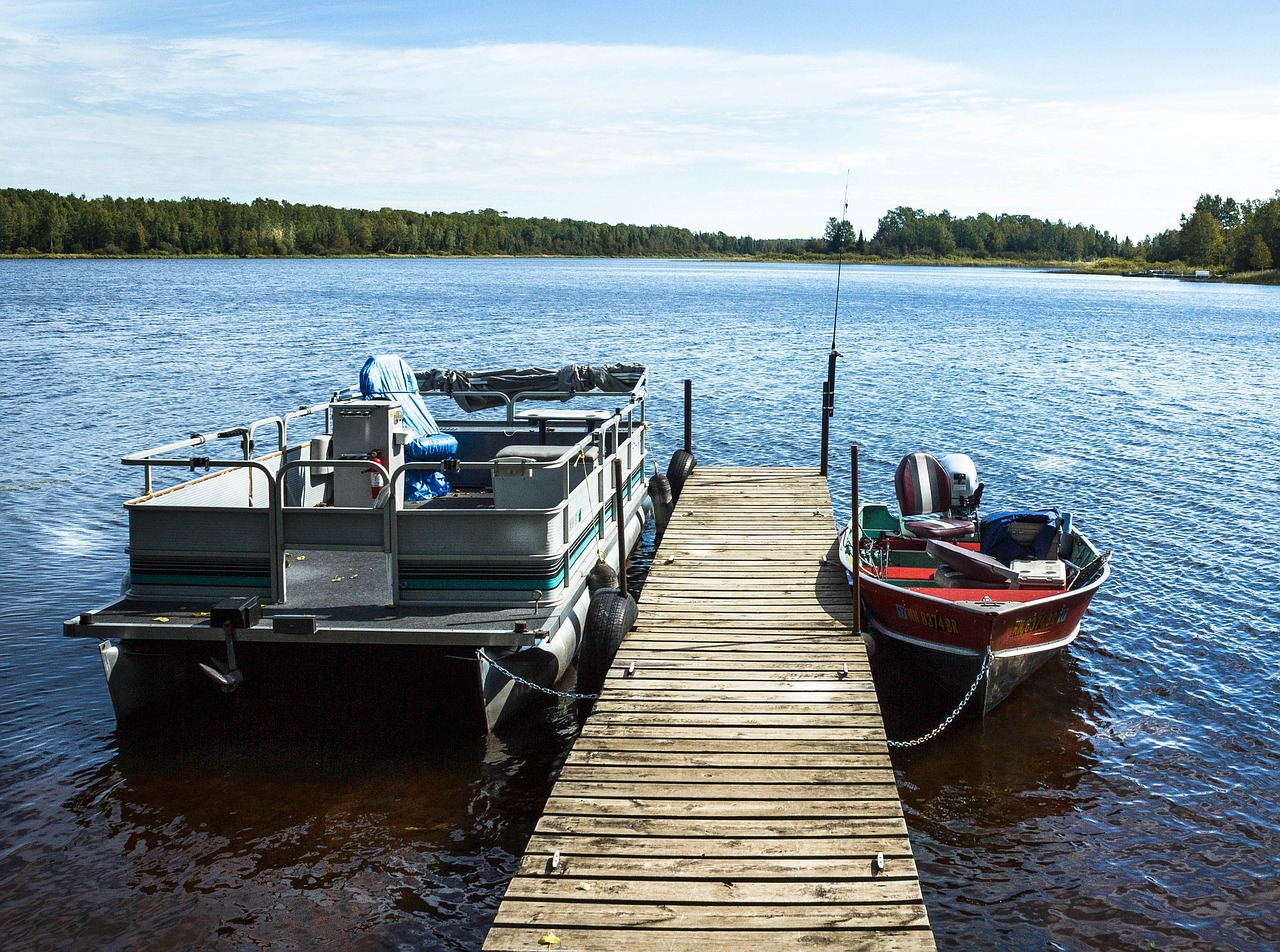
[{"xmin": 2, "ymin": 186, "xmax": 1278, "ymax": 285}]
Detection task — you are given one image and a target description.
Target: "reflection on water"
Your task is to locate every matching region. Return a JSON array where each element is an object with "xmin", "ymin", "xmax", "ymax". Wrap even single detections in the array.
[
  {"xmin": 2, "ymin": 260, "xmax": 1279, "ymax": 950},
  {"xmin": 874, "ymin": 639, "xmax": 1098, "ymax": 821},
  {"xmin": 36, "ymin": 696, "xmax": 583, "ymax": 952}
]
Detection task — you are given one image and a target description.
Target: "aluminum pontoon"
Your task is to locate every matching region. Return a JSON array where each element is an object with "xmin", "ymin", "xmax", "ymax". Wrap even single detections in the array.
[{"xmin": 65, "ymin": 357, "xmax": 650, "ymax": 732}]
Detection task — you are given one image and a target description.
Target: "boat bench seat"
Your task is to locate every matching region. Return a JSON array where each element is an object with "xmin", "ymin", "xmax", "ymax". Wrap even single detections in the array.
[
  {"xmin": 491, "ymin": 445, "xmax": 596, "ymax": 509},
  {"xmin": 927, "ymin": 538, "xmax": 1020, "ymax": 584},
  {"xmin": 882, "ymin": 565, "xmax": 937, "ymax": 581},
  {"xmin": 922, "ymin": 587, "xmax": 1058, "ymax": 603}
]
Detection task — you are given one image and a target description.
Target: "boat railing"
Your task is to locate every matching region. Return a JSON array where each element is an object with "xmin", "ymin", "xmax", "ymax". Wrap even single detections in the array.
[
  {"xmin": 122, "ymin": 401, "xmax": 332, "ymax": 496},
  {"xmin": 416, "ymin": 368, "xmax": 648, "ymax": 424},
  {"xmin": 268, "ymin": 411, "xmax": 643, "ymax": 606},
  {"xmin": 329, "ymin": 381, "xmax": 647, "ymax": 426},
  {"xmin": 122, "ymin": 403, "xmax": 646, "ymax": 605}
]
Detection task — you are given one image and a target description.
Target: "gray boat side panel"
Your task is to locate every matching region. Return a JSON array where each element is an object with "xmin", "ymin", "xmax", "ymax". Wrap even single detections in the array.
[
  {"xmin": 396, "ymin": 507, "xmax": 567, "ymax": 557},
  {"xmin": 127, "ymin": 503, "xmax": 274, "ymax": 598},
  {"xmin": 129, "ymin": 504, "xmax": 272, "ymax": 552},
  {"xmin": 282, "ymin": 507, "xmax": 387, "ymax": 550}
]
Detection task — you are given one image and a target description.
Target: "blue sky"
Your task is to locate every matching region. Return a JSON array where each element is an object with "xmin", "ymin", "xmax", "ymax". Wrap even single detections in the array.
[{"xmin": 3, "ymin": 1, "xmax": 1278, "ymax": 240}]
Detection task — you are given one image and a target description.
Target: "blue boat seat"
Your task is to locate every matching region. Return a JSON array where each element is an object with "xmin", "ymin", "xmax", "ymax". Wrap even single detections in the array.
[
  {"xmin": 360, "ymin": 355, "xmax": 458, "ymax": 498},
  {"xmin": 895, "ymin": 452, "xmax": 975, "ymax": 540},
  {"xmin": 359, "ymin": 355, "xmax": 459, "ymax": 461}
]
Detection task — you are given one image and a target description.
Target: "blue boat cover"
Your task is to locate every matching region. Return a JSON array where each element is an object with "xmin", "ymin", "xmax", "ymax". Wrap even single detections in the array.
[
  {"xmin": 359, "ymin": 355, "xmax": 458, "ymax": 497},
  {"xmin": 980, "ymin": 509, "xmax": 1061, "ymax": 564}
]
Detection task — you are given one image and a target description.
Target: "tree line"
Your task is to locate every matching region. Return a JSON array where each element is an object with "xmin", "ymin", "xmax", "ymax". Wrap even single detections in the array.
[
  {"xmin": 1142, "ymin": 193, "xmax": 1278, "ymax": 271},
  {"xmin": 833, "ymin": 207, "xmax": 1127, "ymax": 262},
  {"xmin": 1, "ymin": 186, "xmax": 1276, "ymax": 269},
  {"xmin": 826, "ymin": 191, "xmax": 1279, "ymax": 270},
  {"xmin": 0, "ymin": 189, "xmax": 799, "ymax": 258}
]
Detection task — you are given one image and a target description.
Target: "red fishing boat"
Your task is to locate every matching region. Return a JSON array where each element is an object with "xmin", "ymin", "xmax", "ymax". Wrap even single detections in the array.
[{"xmin": 837, "ymin": 451, "xmax": 1109, "ymax": 713}]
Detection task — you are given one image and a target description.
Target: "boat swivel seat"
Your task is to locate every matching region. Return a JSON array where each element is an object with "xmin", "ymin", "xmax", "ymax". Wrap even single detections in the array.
[
  {"xmin": 360, "ymin": 355, "xmax": 459, "ymax": 499},
  {"xmin": 895, "ymin": 451, "xmax": 976, "ymax": 540}
]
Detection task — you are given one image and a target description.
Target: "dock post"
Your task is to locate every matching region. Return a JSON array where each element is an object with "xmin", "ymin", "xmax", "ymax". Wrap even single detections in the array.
[
  {"xmin": 851, "ymin": 442, "xmax": 861, "ymax": 634},
  {"xmin": 683, "ymin": 378, "xmax": 692, "ymax": 453},
  {"xmin": 820, "ymin": 350, "xmax": 837, "ymax": 476},
  {"xmin": 612, "ymin": 457, "xmax": 628, "ymax": 598}
]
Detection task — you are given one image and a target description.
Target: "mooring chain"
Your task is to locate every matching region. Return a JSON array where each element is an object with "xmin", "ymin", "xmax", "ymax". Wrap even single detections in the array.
[
  {"xmin": 887, "ymin": 646, "xmax": 994, "ymax": 749},
  {"xmin": 477, "ymin": 648, "xmax": 601, "ymax": 701}
]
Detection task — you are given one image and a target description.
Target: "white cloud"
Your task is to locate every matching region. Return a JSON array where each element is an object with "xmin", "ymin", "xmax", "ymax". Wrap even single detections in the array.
[{"xmin": 1, "ymin": 27, "xmax": 1276, "ymax": 238}]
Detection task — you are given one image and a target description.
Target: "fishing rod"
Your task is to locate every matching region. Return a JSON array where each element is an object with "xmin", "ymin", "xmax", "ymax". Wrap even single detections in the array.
[{"xmin": 820, "ymin": 171, "xmax": 850, "ymax": 477}]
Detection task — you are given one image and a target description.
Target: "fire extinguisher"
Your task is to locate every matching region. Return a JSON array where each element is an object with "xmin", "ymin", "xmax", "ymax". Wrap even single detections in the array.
[{"xmin": 366, "ymin": 449, "xmax": 387, "ymax": 500}]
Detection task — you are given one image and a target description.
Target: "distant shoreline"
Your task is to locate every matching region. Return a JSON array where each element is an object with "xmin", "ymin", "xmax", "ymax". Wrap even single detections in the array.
[{"xmin": 3, "ymin": 250, "xmax": 1277, "ymax": 284}]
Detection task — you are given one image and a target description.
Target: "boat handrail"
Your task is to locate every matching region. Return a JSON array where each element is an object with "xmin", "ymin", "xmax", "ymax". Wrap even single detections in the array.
[
  {"xmin": 331, "ymin": 371, "xmax": 646, "ymax": 425},
  {"xmin": 121, "ymin": 402, "xmax": 332, "ymax": 495},
  {"xmin": 123, "ymin": 424, "xmax": 277, "ymax": 496},
  {"xmin": 414, "ymin": 368, "xmax": 647, "ymax": 423},
  {"xmin": 282, "ymin": 402, "xmax": 330, "ymax": 444},
  {"xmin": 272, "ymin": 412, "xmax": 633, "ymax": 507}
]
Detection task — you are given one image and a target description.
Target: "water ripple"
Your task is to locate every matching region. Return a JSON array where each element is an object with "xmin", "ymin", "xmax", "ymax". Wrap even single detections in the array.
[{"xmin": 1, "ymin": 260, "xmax": 1278, "ymax": 950}]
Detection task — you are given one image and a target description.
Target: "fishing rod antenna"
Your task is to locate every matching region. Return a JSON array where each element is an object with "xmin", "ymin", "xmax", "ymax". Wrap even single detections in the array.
[
  {"xmin": 821, "ymin": 170, "xmax": 850, "ymax": 477},
  {"xmin": 830, "ymin": 169, "xmax": 850, "ymax": 352}
]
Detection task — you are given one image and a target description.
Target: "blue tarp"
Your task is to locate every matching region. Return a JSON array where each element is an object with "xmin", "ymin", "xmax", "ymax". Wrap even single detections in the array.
[
  {"xmin": 359, "ymin": 355, "xmax": 458, "ymax": 498},
  {"xmin": 980, "ymin": 509, "xmax": 1061, "ymax": 564}
]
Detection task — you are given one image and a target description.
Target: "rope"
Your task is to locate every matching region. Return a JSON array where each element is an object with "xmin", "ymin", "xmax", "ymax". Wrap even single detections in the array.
[
  {"xmin": 886, "ymin": 646, "xmax": 993, "ymax": 748},
  {"xmin": 477, "ymin": 648, "xmax": 600, "ymax": 701}
]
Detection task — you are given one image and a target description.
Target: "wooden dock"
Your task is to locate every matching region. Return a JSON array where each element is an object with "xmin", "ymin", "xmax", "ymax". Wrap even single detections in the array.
[{"xmin": 483, "ymin": 467, "xmax": 936, "ymax": 951}]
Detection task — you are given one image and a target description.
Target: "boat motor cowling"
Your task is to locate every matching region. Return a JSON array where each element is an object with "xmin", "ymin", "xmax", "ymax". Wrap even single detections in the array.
[{"xmin": 939, "ymin": 453, "xmax": 982, "ymax": 516}]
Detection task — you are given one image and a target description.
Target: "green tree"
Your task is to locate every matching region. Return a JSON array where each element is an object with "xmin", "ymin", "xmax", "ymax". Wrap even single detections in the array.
[
  {"xmin": 872, "ymin": 206, "xmax": 918, "ymax": 256},
  {"xmin": 1194, "ymin": 193, "xmax": 1243, "ymax": 231},
  {"xmin": 1179, "ymin": 209, "xmax": 1226, "ymax": 267},
  {"xmin": 823, "ymin": 216, "xmax": 853, "ymax": 253},
  {"xmin": 1242, "ymin": 233, "xmax": 1273, "ymax": 271}
]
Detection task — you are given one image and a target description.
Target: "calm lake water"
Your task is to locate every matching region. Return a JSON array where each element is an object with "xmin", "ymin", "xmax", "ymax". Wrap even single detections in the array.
[{"xmin": 1, "ymin": 258, "xmax": 1278, "ymax": 950}]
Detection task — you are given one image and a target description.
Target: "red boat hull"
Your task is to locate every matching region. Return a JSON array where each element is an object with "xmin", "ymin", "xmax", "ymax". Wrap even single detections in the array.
[
  {"xmin": 841, "ymin": 515, "xmax": 1109, "ymax": 713},
  {"xmin": 860, "ymin": 574, "xmax": 1101, "ymax": 711}
]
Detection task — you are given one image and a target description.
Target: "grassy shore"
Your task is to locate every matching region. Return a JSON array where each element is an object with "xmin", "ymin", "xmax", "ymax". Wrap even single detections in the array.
[
  {"xmin": 1225, "ymin": 269, "xmax": 1280, "ymax": 285},
  {"xmin": 1, "ymin": 249, "xmax": 1073, "ymax": 268},
  {"xmin": 5, "ymin": 249, "xmax": 1278, "ymax": 284}
]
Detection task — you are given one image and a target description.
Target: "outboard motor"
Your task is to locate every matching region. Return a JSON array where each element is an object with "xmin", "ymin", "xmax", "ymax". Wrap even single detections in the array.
[{"xmin": 939, "ymin": 453, "xmax": 983, "ymax": 518}]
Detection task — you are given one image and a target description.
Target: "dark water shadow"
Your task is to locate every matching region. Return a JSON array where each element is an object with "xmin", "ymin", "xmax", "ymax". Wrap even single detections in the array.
[
  {"xmin": 48, "ymin": 685, "xmax": 583, "ymax": 951},
  {"xmin": 871, "ymin": 633, "xmax": 1101, "ymax": 824}
]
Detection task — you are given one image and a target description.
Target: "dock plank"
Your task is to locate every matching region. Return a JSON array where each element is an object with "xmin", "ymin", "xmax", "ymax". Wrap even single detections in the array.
[
  {"xmin": 482, "ymin": 467, "xmax": 935, "ymax": 951},
  {"xmin": 485, "ymin": 928, "xmax": 937, "ymax": 952}
]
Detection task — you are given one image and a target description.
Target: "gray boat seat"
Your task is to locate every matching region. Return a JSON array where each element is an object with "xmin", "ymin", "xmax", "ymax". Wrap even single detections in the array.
[
  {"xmin": 926, "ymin": 538, "xmax": 1020, "ymax": 585},
  {"xmin": 495, "ymin": 445, "xmax": 571, "ymax": 464},
  {"xmin": 492, "ymin": 445, "xmax": 596, "ymax": 508}
]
